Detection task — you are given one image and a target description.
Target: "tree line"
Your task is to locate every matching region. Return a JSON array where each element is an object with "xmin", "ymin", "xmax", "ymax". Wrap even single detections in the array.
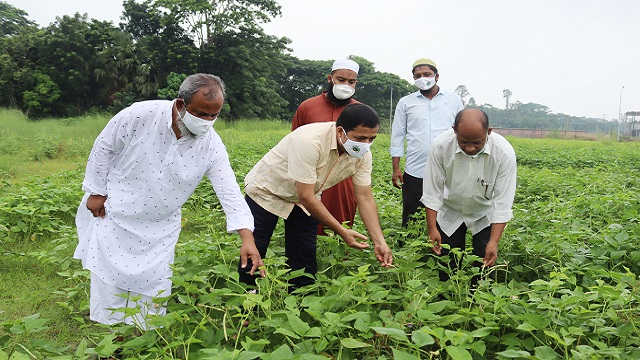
[{"xmin": 1, "ymin": 0, "xmax": 607, "ymax": 132}]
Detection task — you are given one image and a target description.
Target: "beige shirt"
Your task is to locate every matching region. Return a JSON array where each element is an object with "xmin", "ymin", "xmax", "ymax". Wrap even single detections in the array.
[
  {"xmin": 421, "ymin": 129, "xmax": 517, "ymax": 236},
  {"xmin": 245, "ymin": 122, "xmax": 372, "ymax": 219}
]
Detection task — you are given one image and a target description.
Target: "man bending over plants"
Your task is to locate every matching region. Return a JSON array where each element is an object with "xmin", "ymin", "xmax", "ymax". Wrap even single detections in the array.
[
  {"xmin": 422, "ymin": 108, "xmax": 517, "ymax": 284},
  {"xmin": 239, "ymin": 103, "xmax": 393, "ymax": 290},
  {"xmin": 74, "ymin": 73, "xmax": 265, "ymax": 329}
]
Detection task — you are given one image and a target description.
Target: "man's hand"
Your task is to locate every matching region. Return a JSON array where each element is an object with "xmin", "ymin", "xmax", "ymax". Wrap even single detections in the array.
[
  {"xmin": 374, "ymin": 243, "xmax": 393, "ymax": 268},
  {"xmin": 238, "ymin": 229, "xmax": 266, "ymax": 278},
  {"xmin": 86, "ymin": 194, "xmax": 107, "ymax": 218},
  {"xmin": 483, "ymin": 240, "xmax": 499, "ymax": 267},
  {"xmin": 428, "ymin": 229, "xmax": 442, "ymax": 255},
  {"xmin": 340, "ymin": 229, "xmax": 370, "ymax": 249},
  {"xmin": 391, "ymin": 168, "xmax": 404, "ymax": 189}
]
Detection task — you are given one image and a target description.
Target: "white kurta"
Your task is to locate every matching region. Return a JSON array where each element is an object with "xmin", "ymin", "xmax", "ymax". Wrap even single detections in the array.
[{"xmin": 74, "ymin": 100, "xmax": 254, "ymax": 297}]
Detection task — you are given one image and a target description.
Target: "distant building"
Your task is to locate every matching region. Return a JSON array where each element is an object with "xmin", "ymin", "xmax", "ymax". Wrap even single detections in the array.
[{"xmin": 625, "ymin": 111, "xmax": 640, "ymax": 137}]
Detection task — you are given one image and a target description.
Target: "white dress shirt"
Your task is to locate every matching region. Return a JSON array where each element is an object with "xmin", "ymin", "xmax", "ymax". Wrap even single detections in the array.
[
  {"xmin": 74, "ymin": 100, "xmax": 253, "ymax": 297},
  {"xmin": 421, "ymin": 129, "xmax": 517, "ymax": 236},
  {"xmin": 390, "ymin": 89, "xmax": 464, "ymax": 178}
]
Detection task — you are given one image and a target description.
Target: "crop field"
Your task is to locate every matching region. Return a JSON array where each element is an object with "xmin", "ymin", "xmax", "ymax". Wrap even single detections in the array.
[{"xmin": 1, "ymin": 110, "xmax": 639, "ymax": 359}]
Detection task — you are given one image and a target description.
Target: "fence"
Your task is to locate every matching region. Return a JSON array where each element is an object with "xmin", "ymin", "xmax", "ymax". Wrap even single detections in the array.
[{"xmin": 492, "ymin": 128, "xmax": 592, "ymax": 139}]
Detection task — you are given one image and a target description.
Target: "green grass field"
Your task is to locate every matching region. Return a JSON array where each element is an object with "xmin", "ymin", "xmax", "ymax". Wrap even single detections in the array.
[{"xmin": 1, "ymin": 108, "xmax": 639, "ymax": 359}]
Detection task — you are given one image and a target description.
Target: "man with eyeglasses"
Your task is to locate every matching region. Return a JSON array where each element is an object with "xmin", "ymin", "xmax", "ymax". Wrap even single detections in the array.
[
  {"xmin": 390, "ymin": 58, "xmax": 464, "ymax": 231},
  {"xmin": 421, "ymin": 108, "xmax": 517, "ymax": 284}
]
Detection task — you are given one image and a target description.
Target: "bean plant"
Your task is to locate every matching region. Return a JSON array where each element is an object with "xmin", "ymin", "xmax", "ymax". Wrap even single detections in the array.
[{"xmin": 1, "ymin": 126, "xmax": 639, "ymax": 359}]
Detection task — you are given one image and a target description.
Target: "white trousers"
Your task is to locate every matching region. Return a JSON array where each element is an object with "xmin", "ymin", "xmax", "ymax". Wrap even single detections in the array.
[{"xmin": 90, "ymin": 272, "xmax": 166, "ymax": 329}]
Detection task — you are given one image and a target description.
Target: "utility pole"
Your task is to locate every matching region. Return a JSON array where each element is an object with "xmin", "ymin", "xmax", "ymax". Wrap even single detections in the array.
[
  {"xmin": 618, "ymin": 86, "xmax": 625, "ymax": 141},
  {"xmin": 599, "ymin": 114, "xmax": 606, "ymax": 133},
  {"xmin": 389, "ymin": 85, "xmax": 393, "ymax": 130}
]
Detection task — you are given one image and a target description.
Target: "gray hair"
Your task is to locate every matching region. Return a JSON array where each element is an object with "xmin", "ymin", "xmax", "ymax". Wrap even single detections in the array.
[{"xmin": 177, "ymin": 73, "xmax": 226, "ymax": 105}]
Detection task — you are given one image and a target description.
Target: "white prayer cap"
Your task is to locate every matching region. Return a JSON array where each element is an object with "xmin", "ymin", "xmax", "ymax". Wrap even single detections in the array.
[{"xmin": 332, "ymin": 58, "xmax": 359, "ymax": 74}]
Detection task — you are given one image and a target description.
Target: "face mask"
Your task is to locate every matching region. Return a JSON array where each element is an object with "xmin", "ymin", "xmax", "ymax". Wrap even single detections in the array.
[
  {"xmin": 340, "ymin": 129, "xmax": 372, "ymax": 158},
  {"xmin": 414, "ymin": 76, "xmax": 436, "ymax": 91},
  {"xmin": 332, "ymin": 82, "xmax": 356, "ymax": 100},
  {"xmin": 180, "ymin": 109, "xmax": 216, "ymax": 136}
]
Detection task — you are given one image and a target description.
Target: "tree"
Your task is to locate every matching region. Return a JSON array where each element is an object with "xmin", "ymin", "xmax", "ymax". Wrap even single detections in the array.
[
  {"xmin": 120, "ymin": 0, "xmax": 197, "ymax": 97},
  {"xmin": 356, "ymin": 71, "xmax": 412, "ymax": 129},
  {"xmin": 0, "ymin": 25, "xmax": 41, "ymax": 109},
  {"xmin": 0, "ymin": 1, "xmax": 36, "ymax": 36},
  {"xmin": 502, "ymin": 88, "xmax": 512, "ymax": 110},
  {"xmin": 454, "ymin": 85, "xmax": 469, "ymax": 105},
  {"xmin": 152, "ymin": 0, "xmax": 282, "ymax": 48},
  {"xmin": 278, "ymin": 56, "xmax": 332, "ymax": 118},
  {"xmin": 21, "ymin": 71, "xmax": 61, "ymax": 117},
  {"xmin": 468, "ymin": 97, "xmax": 477, "ymax": 107},
  {"xmin": 199, "ymin": 28, "xmax": 290, "ymax": 119},
  {"xmin": 35, "ymin": 14, "xmax": 121, "ymax": 115}
]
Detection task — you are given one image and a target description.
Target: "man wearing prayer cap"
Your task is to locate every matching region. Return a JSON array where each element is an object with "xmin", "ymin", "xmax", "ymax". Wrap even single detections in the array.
[
  {"xmin": 291, "ymin": 58, "xmax": 361, "ymax": 235},
  {"xmin": 390, "ymin": 57, "xmax": 464, "ymax": 235}
]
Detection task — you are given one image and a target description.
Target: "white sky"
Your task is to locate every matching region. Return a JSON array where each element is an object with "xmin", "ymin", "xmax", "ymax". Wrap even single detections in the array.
[{"xmin": 8, "ymin": 0, "xmax": 640, "ymax": 120}]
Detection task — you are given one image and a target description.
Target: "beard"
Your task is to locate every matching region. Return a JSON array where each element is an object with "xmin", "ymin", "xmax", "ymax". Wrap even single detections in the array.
[{"xmin": 326, "ymin": 83, "xmax": 353, "ymax": 107}]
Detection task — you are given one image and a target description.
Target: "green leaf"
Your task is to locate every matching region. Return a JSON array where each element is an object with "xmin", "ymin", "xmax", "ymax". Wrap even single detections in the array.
[
  {"xmin": 495, "ymin": 349, "xmax": 531, "ymax": 358},
  {"xmin": 340, "ymin": 338, "xmax": 370, "ymax": 348},
  {"xmin": 391, "ymin": 347, "xmax": 421, "ymax": 360},
  {"xmin": 517, "ymin": 322, "xmax": 537, "ymax": 332},
  {"xmin": 286, "ymin": 313, "xmax": 310, "ymax": 336},
  {"xmin": 470, "ymin": 327, "xmax": 495, "ymax": 337},
  {"xmin": 370, "ymin": 327, "xmax": 408, "ymax": 342},
  {"xmin": 446, "ymin": 346, "xmax": 473, "ymax": 360},
  {"xmin": 411, "ymin": 330, "xmax": 435, "ymax": 347},
  {"xmin": 270, "ymin": 344, "xmax": 293, "ymax": 359},
  {"xmin": 274, "ymin": 327, "xmax": 300, "ymax": 339},
  {"xmin": 533, "ymin": 345, "xmax": 559, "ymax": 359}
]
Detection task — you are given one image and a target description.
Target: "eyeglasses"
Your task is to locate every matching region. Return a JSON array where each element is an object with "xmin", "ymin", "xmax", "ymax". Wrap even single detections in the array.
[{"xmin": 478, "ymin": 178, "xmax": 493, "ymax": 200}]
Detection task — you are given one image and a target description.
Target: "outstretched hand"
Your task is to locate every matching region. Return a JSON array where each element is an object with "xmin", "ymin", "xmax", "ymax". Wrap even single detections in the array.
[
  {"xmin": 374, "ymin": 243, "xmax": 393, "ymax": 268},
  {"xmin": 341, "ymin": 229, "xmax": 370, "ymax": 249}
]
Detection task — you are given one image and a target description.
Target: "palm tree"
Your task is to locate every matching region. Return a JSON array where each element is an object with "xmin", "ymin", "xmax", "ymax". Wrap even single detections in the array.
[{"xmin": 503, "ymin": 89, "xmax": 512, "ymax": 110}]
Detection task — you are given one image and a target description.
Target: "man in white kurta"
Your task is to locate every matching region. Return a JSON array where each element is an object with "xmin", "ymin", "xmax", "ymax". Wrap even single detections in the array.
[{"xmin": 74, "ymin": 74, "xmax": 263, "ymax": 327}]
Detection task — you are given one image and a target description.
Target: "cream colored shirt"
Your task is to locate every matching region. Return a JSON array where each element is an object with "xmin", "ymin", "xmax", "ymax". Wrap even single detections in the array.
[
  {"xmin": 421, "ymin": 129, "xmax": 517, "ymax": 236},
  {"xmin": 245, "ymin": 122, "xmax": 372, "ymax": 218}
]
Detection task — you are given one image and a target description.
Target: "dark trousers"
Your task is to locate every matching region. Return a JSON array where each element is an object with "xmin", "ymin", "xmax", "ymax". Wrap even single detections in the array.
[
  {"xmin": 238, "ymin": 195, "xmax": 319, "ymax": 289},
  {"xmin": 402, "ymin": 173, "xmax": 425, "ymax": 228},
  {"xmin": 437, "ymin": 222, "xmax": 492, "ymax": 285}
]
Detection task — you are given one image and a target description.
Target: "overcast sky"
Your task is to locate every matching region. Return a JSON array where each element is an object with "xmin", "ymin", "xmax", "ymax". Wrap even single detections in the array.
[{"xmin": 8, "ymin": 0, "xmax": 639, "ymax": 120}]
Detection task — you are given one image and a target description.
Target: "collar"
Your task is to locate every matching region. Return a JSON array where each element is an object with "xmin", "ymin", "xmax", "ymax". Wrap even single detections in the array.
[
  {"xmin": 330, "ymin": 123, "xmax": 339, "ymax": 151},
  {"xmin": 454, "ymin": 134, "xmax": 493, "ymax": 157},
  {"xmin": 169, "ymin": 100, "xmax": 178, "ymax": 129},
  {"xmin": 415, "ymin": 87, "xmax": 443, "ymax": 99}
]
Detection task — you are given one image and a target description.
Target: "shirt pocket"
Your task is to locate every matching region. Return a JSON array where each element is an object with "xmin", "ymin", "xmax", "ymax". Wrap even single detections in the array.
[{"xmin": 476, "ymin": 178, "xmax": 495, "ymax": 200}]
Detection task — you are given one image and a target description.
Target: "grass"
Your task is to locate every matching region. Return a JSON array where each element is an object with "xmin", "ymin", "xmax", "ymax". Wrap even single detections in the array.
[{"xmin": 1, "ymin": 108, "xmax": 639, "ymax": 358}]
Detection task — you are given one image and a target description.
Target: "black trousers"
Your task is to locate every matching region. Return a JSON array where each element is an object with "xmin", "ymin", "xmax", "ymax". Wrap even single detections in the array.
[
  {"xmin": 437, "ymin": 222, "xmax": 492, "ymax": 284},
  {"xmin": 402, "ymin": 173, "xmax": 425, "ymax": 228},
  {"xmin": 238, "ymin": 195, "xmax": 319, "ymax": 289}
]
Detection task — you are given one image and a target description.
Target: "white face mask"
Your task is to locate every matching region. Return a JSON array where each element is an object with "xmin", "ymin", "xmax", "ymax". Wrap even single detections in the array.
[
  {"xmin": 340, "ymin": 129, "xmax": 372, "ymax": 158},
  {"xmin": 179, "ymin": 109, "xmax": 216, "ymax": 136},
  {"xmin": 414, "ymin": 76, "xmax": 436, "ymax": 91},
  {"xmin": 332, "ymin": 83, "xmax": 356, "ymax": 100}
]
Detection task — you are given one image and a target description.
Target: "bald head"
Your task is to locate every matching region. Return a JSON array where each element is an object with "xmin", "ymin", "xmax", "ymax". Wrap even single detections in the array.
[
  {"xmin": 454, "ymin": 109, "xmax": 491, "ymax": 156},
  {"xmin": 454, "ymin": 109, "xmax": 489, "ymax": 131}
]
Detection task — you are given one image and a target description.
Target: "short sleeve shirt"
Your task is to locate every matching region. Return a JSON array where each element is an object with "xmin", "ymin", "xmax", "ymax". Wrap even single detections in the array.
[{"xmin": 244, "ymin": 122, "xmax": 372, "ymax": 218}]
